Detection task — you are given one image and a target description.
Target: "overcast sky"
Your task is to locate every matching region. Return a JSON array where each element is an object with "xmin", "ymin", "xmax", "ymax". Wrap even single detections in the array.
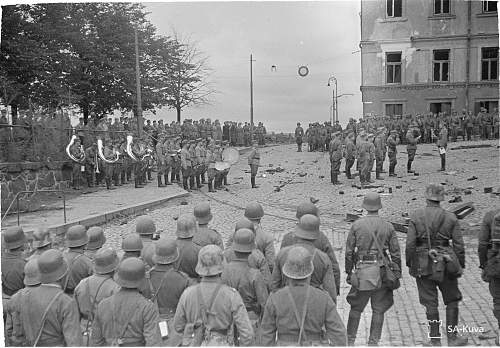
[{"xmin": 145, "ymin": 1, "xmax": 362, "ymax": 132}]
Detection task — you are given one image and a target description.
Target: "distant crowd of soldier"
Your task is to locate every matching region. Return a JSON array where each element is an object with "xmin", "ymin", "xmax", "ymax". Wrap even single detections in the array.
[{"xmin": 3, "ymin": 186, "xmax": 500, "ymax": 346}]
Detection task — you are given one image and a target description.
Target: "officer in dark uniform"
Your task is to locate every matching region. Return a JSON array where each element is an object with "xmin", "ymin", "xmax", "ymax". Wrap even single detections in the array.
[
  {"xmin": 406, "ymin": 123, "xmax": 421, "ymax": 174},
  {"xmin": 329, "ymin": 131, "xmax": 343, "ymax": 185},
  {"xmin": 261, "ymin": 246, "xmax": 347, "ymax": 346},
  {"xmin": 387, "ymin": 130, "xmax": 399, "ymax": 177},
  {"xmin": 478, "ymin": 208, "xmax": 500, "ymax": 346},
  {"xmin": 406, "ymin": 184, "xmax": 467, "ymax": 346},
  {"xmin": 345, "ymin": 192, "xmax": 401, "ymax": 346}
]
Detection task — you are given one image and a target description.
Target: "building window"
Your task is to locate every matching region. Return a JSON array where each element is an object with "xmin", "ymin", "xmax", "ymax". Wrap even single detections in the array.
[
  {"xmin": 475, "ymin": 100, "xmax": 499, "ymax": 114},
  {"xmin": 430, "ymin": 102, "xmax": 452, "ymax": 115},
  {"xmin": 386, "ymin": 52, "xmax": 402, "ymax": 84},
  {"xmin": 482, "ymin": 1, "xmax": 497, "ymax": 12},
  {"xmin": 387, "ymin": 0, "xmax": 402, "ymax": 17},
  {"xmin": 433, "ymin": 49, "xmax": 450, "ymax": 82},
  {"xmin": 385, "ymin": 104, "xmax": 403, "ymax": 116},
  {"xmin": 434, "ymin": 0, "xmax": 450, "ymax": 14},
  {"xmin": 481, "ymin": 47, "xmax": 498, "ymax": 80}
]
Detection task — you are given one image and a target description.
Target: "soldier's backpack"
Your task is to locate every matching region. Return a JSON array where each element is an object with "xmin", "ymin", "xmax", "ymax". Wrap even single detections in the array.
[{"xmin": 484, "ymin": 212, "xmax": 500, "ymax": 279}]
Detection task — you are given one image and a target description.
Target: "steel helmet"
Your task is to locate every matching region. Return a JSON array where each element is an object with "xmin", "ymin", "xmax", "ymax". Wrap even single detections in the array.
[
  {"xmin": 195, "ymin": 245, "xmax": 225, "ymax": 277},
  {"xmin": 122, "ymin": 234, "xmax": 143, "ymax": 252},
  {"xmin": 296, "ymin": 202, "xmax": 319, "ymax": 220},
  {"xmin": 135, "ymin": 215, "xmax": 156, "ymax": 236},
  {"xmin": 232, "ymin": 228, "xmax": 256, "ymax": 253},
  {"xmin": 87, "ymin": 226, "xmax": 106, "ymax": 250},
  {"xmin": 32, "ymin": 227, "xmax": 52, "ymax": 249},
  {"xmin": 24, "ymin": 258, "xmax": 41, "ymax": 286},
  {"xmin": 425, "ymin": 183, "xmax": 445, "ymax": 202},
  {"xmin": 2, "ymin": 226, "xmax": 26, "ymax": 250},
  {"xmin": 153, "ymin": 238, "xmax": 179, "ymax": 265},
  {"xmin": 362, "ymin": 192, "xmax": 382, "ymax": 211},
  {"xmin": 234, "ymin": 218, "xmax": 256, "ymax": 233},
  {"xmin": 282, "ymin": 246, "xmax": 314, "ymax": 280},
  {"xmin": 93, "ymin": 248, "xmax": 119, "ymax": 275},
  {"xmin": 116, "ymin": 257, "xmax": 146, "ymax": 289},
  {"xmin": 295, "ymin": 214, "xmax": 320, "ymax": 240},
  {"xmin": 194, "ymin": 202, "xmax": 213, "ymax": 225},
  {"xmin": 244, "ymin": 202, "xmax": 264, "ymax": 221},
  {"xmin": 66, "ymin": 225, "xmax": 88, "ymax": 248},
  {"xmin": 176, "ymin": 214, "xmax": 198, "ymax": 239},
  {"xmin": 38, "ymin": 249, "xmax": 68, "ymax": 284}
]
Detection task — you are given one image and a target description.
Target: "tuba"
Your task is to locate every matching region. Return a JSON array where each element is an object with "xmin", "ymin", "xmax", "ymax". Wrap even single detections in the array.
[
  {"xmin": 66, "ymin": 135, "xmax": 85, "ymax": 163},
  {"xmin": 126, "ymin": 135, "xmax": 139, "ymax": 161},
  {"xmin": 97, "ymin": 138, "xmax": 120, "ymax": 164}
]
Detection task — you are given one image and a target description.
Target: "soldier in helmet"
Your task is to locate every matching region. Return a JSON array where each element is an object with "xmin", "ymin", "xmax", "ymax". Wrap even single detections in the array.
[
  {"xmin": 280, "ymin": 202, "xmax": 340, "ymax": 295},
  {"xmin": 344, "ymin": 132, "xmax": 357, "ymax": 179},
  {"xmin": 222, "ymin": 228, "xmax": 269, "ymax": 344},
  {"xmin": 135, "ymin": 215, "xmax": 157, "ymax": 268},
  {"xmin": 345, "ymin": 192, "xmax": 401, "ymax": 346},
  {"xmin": 478, "ymin": 208, "xmax": 500, "ymax": 346},
  {"xmin": 173, "ymin": 245, "xmax": 254, "ymax": 346},
  {"xmin": 18, "ymin": 249, "xmax": 82, "ymax": 346},
  {"xmin": 406, "ymin": 122, "xmax": 421, "ymax": 174},
  {"xmin": 224, "ymin": 219, "xmax": 272, "ymax": 289},
  {"xmin": 329, "ymin": 131, "xmax": 343, "ymax": 185},
  {"xmin": 373, "ymin": 128, "xmax": 386, "ymax": 180},
  {"xmin": 193, "ymin": 202, "xmax": 224, "ymax": 249},
  {"xmin": 62, "ymin": 225, "xmax": 93, "ymax": 296},
  {"xmin": 29, "ymin": 227, "xmax": 52, "ymax": 260},
  {"xmin": 143, "ymin": 238, "xmax": 192, "ymax": 345},
  {"xmin": 74, "ymin": 248, "xmax": 120, "ymax": 344},
  {"xmin": 406, "ymin": 184, "xmax": 467, "ymax": 346},
  {"xmin": 5, "ymin": 259, "xmax": 41, "ymax": 346},
  {"xmin": 121, "ymin": 234, "xmax": 145, "ymax": 262},
  {"xmin": 272, "ymin": 214, "xmax": 337, "ymax": 302},
  {"xmin": 295, "ymin": 122, "xmax": 304, "ymax": 152},
  {"xmin": 386, "ymin": 130, "xmax": 399, "ymax": 177},
  {"xmin": 436, "ymin": 120, "xmax": 448, "ymax": 172},
  {"xmin": 175, "ymin": 214, "xmax": 202, "ymax": 281},
  {"xmin": 261, "ymin": 246, "xmax": 347, "ymax": 346},
  {"xmin": 84, "ymin": 226, "xmax": 106, "ymax": 260},
  {"xmin": 91, "ymin": 257, "xmax": 162, "ymax": 346}
]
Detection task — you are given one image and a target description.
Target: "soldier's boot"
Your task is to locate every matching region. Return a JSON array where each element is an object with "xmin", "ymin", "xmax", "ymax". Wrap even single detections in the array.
[
  {"xmin": 446, "ymin": 305, "xmax": 468, "ymax": 346},
  {"xmin": 223, "ymin": 175, "xmax": 228, "ymax": 186},
  {"xmin": 424, "ymin": 312, "xmax": 442, "ymax": 346},
  {"xmin": 171, "ymin": 172, "xmax": 177, "ymax": 184},
  {"xmin": 147, "ymin": 170, "xmax": 153, "ymax": 181},
  {"xmin": 347, "ymin": 310, "xmax": 362, "ymax": 346},
  {"xmin": 164, "ymin": 174, "xmax": 172, "ymax": 185},
  {"xmin": 331, "ymin": 171, "xmax": 335, "ymax": 184},
  {"xmin": 157, "ymin": 174, "xmax": 165, "ymax": 187},
  {"xmin": 495, "ymin": 328, "xmax": 499, "ymax": 346},
  {"xmin": 334, "ymin": 173, "xmax": 342, "ymax": 185},
  {"xmin": 251, "ymin": 176, "xmax": 258, "ymax": 189},
  {"xmin": 189, "ymin": 176, "xmax": 196, "ymax": 190},
  {"xmin": 106, "ymin": 178, "xmax": 115, "ymax": 190},
  {"xmin": 346, "ymin": 168, "xmax": 352, "ymax": 179},
  {"xmin": 196, "ymin": 175, "xmax": 202, "ymax": 189},
  {"xmin": 208, "ymin": 181, "xmax": 215, "ymax": 193},
  {"xmin": 440, "ymin": 155, "xmax": 446, "ymax": 171},
  {"xmin": 202, "ymin": 173, "xmax": 207, "ymax": 184},
  {"xmin": 376, "ymin": 170, "xmax": 384, "ymax": 180},
  {"xmin": 182, "ymin": 177, "xmax": 189, "ymax": 191},
  {"xmin": 367, "ymin": 171, "xmax": 374, "ymax": 183},
  {"xmin": 367, "ymin": 312, "xmax": 384, "ymax": 346},
  {"xmin": 407, "ymin": 160, "xmax": 414, "ymax": 173}
]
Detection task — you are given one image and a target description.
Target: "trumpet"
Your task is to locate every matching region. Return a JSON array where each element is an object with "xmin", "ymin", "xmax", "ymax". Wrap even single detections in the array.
[
  {"xmin": 97, "ymin": 138, "xmax": 120, "ymax": 164},
  {"xmin": 66, "ymin": 135, "xmax": 85, "ymax": 163}
]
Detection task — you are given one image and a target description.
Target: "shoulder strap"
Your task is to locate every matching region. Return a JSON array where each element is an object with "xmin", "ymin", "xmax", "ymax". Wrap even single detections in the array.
[
  {"xmin": 196, "ymin": 283, "xmax": 223, "ymax": 329},
  {"xmin": 149, "ymin": 269, "xmax": 172, "ymax": 303},
  {"xmin": 286, "ymin": 285, "xmax": 312, "ymax": 345},
  {"xmin": 111, "ymin": 297, "xmax": 140, "ymax": 343},
  {"xmin": 33, "ymin": 291, "xmax": 64, "ymax": 347},
  {"xmin": 424, "ymin": 209, "xmax": 447, "ymax": 248},
  {"xmin": 63, "ymin": 253, "xmax": 84, "ymax": 292},
  {"xmin": 368, "ymin": 227, "xmax": 387, "ymax": 264}
]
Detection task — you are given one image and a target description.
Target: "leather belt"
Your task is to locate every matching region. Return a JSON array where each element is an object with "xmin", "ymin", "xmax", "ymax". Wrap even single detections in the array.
[
  {"xmin": 416, "ymin": 239, "xmax": 449, "ymax": 247},
  {"xmin": 278, "ymin": 333, "xmax": 323, "ymax": 343}
]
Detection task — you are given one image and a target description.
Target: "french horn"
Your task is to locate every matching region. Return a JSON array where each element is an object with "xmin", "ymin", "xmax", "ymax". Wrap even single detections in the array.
[
  {"xmin": 66, "ymin": 135, "xmax": 85, "ymax": 163},
  {"xmin": 97, "ymin": 138, "xmax": 120, "ymax": 164}
]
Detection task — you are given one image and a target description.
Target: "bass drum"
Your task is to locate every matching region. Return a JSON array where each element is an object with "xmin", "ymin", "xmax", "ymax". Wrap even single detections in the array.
[{"xmin": 222, "ymin": 147, "xmax": 239, "ymax": 165}]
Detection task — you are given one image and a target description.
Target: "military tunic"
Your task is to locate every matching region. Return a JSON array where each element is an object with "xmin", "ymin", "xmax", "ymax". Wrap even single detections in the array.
[
  {"xmin": 176, "ymin": 239, "xmax": 201, "ymax": 280},
  {"xmin": 62, "ymin": 250, "xmax": 93, "ymax": 294},
  {"xmin": 193, "ymin": 225, "xmax": 224, "ymax": 249}
]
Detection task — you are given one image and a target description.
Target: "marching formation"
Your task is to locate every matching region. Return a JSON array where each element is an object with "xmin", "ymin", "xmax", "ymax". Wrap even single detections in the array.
[{"xmin": 2, "ymin": 185, "xmax": 499, "ymax": 346}]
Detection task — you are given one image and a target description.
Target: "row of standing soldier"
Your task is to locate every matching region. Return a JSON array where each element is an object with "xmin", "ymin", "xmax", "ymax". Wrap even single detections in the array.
[{"xmin": 3, "ymin": 187, "xmax": 499, "ymax": 346}]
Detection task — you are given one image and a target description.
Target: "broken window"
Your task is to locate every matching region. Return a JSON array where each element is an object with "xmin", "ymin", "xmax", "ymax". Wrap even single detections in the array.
[
  {"xmin": 434, "ymin": 0, "xmax": 450, "ymax": 14},
  {"xmin": 387, "ymin": 0, "xmax": 402, "ymax": 17},
  {"xmin": 386, "ymin": 52, "xmax": 402, "ymax": 84},
  {"xmin": 385, "ymin": 104, "xmax": 403, "ymax": 116},
  {"xmin": 481, "ymin": 47, "xmax": 498, "ymax": 80},
  {"xmin": 433, "ymin": 49, "xmax": 450, "ymax": 82},
  {"xmin": 482, "ymin": 0, "xmax": 497, "ymax": 12}
]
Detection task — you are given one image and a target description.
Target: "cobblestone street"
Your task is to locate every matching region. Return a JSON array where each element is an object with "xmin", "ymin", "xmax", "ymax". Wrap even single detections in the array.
[{"xmin": 101, "ymin": 140, "xmax": 499, "ymax": 346}]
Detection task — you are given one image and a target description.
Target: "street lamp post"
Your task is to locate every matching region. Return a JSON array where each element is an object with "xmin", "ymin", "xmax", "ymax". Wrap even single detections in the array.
[{"xmin": 327, "ymin": 76, "xmax": 337, "ymax": 123}]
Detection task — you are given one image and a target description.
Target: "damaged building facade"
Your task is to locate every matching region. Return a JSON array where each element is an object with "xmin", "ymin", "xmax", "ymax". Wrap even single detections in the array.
[{"xmin": 360, "ymin": 0, "xmax": 499, "ymax": 117}]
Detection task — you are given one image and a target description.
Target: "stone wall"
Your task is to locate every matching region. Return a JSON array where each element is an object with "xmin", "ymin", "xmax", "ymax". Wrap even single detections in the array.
[{"xmin": 1, "ymin": 161, "xmax": 72, "ymax": 213}]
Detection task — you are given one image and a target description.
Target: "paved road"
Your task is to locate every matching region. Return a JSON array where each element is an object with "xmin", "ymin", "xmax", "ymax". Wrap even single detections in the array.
[{"xmin": 101, "ymin": 140, "xmax": 499, "ymax": 346}]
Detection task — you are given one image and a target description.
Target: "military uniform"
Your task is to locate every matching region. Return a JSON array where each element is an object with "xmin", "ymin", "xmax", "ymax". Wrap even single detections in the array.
[
  {"xmin": 406, "ymin": 127, "xmax": 420, "ymax": 173},
  {"xmin": 406, "ymin": 184, "xmax": 467, "ymax": 345},
  {"xmin": 248, "ymin": 146, "xmax": 260, "ymax": 188},
  {"xmin": 69, "ymin": 140, "xmax": 85, "ymax": 189},
  {"xmin": 387, "ymin": 131, "xmax": 399, "ymax": 176},
  {"xmin": 329, "ymin": 133, "xmax": 343, "ymax": 185},
  {"xmin": 437, "ymin": 124, "xmax": 448, "ymax": 171},
  {"xmin": 295, "ymin": 124, "xmax": 304, "ymax": 152},
  {"xmin": 373, "ymin": 131, "xmax": 385, "ymax": 180},
  {"xmin": 478, "ymin": 208, "xmax": 500, "ymax": 342},
  {"xmin": 1, "ymin": 249, "xmax": 26, "ymax": 298},
  {"xmin": 193, "ymin": 225, "xmax": 224, "ymax": 249},
  {"xmin": 176, "ymin": 239, "xmax": 202, "ymax": 281},
  {"xmin": 344, "ymin": 134, "xmax": 356, "ymax": 179},
  {"xmin": 180, "ymin": 144, "xmax": 192, "ymax": 191},
  {"xmin": 223, "ymin": 247, "xmax": 272, "ymax": 288}
]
